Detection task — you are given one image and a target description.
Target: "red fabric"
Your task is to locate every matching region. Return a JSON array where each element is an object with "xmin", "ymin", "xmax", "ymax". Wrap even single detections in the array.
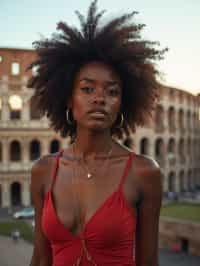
[{"xmin": 42, "ymin": 150, "xmax": 136, "ymax": 266}]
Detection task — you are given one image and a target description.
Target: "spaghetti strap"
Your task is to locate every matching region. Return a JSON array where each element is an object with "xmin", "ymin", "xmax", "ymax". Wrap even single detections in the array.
[
  {"xmin": 119, "ymin": 152, "xmax": 135, "ymax": 190},
  {"xmin": 42, "ymin": 148, "xmax": 137, "ymax": 266},
  {"xmin": 50, "ymin": 149, "xmax": 64, "ymax": 184}
]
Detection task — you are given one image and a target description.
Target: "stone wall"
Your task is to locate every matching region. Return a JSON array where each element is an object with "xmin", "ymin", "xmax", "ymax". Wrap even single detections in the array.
[{"xmin": 159, "ymin": 217, "xmax": 200, "ymax": 256}]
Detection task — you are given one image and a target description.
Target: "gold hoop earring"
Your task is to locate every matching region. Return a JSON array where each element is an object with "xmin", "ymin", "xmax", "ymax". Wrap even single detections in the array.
[{"xmin": 66, "ymin": 108, "xmax": 74, "ymax": 125}]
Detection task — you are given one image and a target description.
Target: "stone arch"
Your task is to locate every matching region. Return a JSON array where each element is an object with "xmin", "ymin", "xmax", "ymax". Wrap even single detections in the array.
[
  {"xmin": 191, "ymin": 138, "xmax": 195, "ymax": 158},
  {"xmin": 30, "ymin": 139, "xmax": 41, "ymax": 161},
  {"xmin": 168, "ymin": 106, "xmax": 176, "ymax": 132},
  {"xmin": 155, "ymin": 105, "xmax": 164, "ymax": 132},
  {"xmin": 187, "ymin": 137, "xmax": 191, "ymax": 156},
  {"xmin": 179, "ymin": 170, "xmax": 185, "ymax": 193},
  {"xmin": 168, "ymin": 172, "xmax": 176, "ymax": 192},
  {"xmin": 140, "ymin": 138, "xmax": 149, "ymax": 155},
  {"xmin": 178, "ymin": 138, "xmax": 185, "ymax": 162},
  {"xmin": 155, "ymin": 138, "xmax": 165, "ymax": 166},
  {"xmin": 187, "ymin": 110, "xmax": 191, "ymax": 129},
  {"xmin": 168, "ymin": 138, "xmax": 176, "ymax": 164},
  {"xmin": 155, "ymin": 138, "xmax": 164, "ymax": 157},
  {"xmin": 194, "ymin": 138, "xmax": 199, "ymax": 157},
  {"xmin": 195, "ymin": 111, "xmax": 199, "ymax": 132},
  {"xmin": 178, "ymin": 109, "xmax": 184, "ymax": 130},
  {"xmin": 192, "ymin": 112, "xmax": 196, "ymax": 130},
  {"xmin": 187, "ymin": 169, "xmax": 192, "ymax": 191},
  {"xmin": 10, "ymin": 140, "xmax": 21, "ymax": 161},
  {"xmin": 50, "ymin": 139, "xmax": 60, "ymax": 153},
  {"xmin": 123, "ymin": 137, "xmax": 134, "ymax": 149},
  {"xmin": 168, "ymin": 138, "xmax": 176, "ymax": 154},
  {"xmin": 10, "ymin": 182, "xmax": 21, "ymax": 206}
]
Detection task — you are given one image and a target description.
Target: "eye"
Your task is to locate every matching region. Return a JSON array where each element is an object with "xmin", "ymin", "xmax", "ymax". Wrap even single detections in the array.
[
  {"xmin": 107, "ymin": 87, "xmax": 120, "ymax": 96},
  {"xmin": 81, "ymin": 86, "xmax": 94, "ymax": 94}
]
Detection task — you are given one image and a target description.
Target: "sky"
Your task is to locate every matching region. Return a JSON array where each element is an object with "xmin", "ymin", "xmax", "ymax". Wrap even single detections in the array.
[{"xmin": 0, "ymin": 0, "xmax": 199, "ymax": 95}]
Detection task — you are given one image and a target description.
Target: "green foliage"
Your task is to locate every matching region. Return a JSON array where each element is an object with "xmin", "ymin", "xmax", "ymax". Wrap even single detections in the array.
[
  {"xmin": 0, "ymin": 220, "xmax": 34, "ymax": 243},
  {"xmin": 161, "ymin": 203, "xmax": 200, "ymax": 223}
]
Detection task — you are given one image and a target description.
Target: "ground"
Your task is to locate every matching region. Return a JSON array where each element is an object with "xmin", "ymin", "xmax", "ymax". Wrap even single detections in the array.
[
  {"xmin": 0, "ymin": 236, "xmax": 32, "ymax": 266},
  {"xmin": 0, "ymin": 235, "xmax": 200, "ymax": 266}
]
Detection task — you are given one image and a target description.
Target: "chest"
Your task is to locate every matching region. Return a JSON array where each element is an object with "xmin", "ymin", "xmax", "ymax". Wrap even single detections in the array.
[
  {"xmin": 43, "ymin": 185, "xmax": 137, "ymax": 244},
  {"xmin": 47, "ymin": 158, "xmax": 138, "ymax": 236}
]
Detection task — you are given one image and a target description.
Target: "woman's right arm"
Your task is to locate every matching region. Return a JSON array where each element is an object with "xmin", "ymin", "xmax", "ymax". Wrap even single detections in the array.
[{"xmin": 30, "ymin": 156, "xmax": 53, "ymax": 266}]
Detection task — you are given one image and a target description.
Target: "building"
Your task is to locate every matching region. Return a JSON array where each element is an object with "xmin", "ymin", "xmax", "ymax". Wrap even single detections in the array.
[
  {"xmin": 0, "ymin": 47, "xmax": 68, "ymax": 207},
  {"xmin": 0, "ymin": 47, "xmax": 200, "ymax": 207},
  {"xmin": 123, "ymin": 85, "xmax": 200, "ymax": 195}
]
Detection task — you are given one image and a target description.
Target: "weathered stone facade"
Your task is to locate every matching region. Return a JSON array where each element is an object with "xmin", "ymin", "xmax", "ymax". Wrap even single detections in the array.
[
  {"xmin": 0, "ymin": 47, "xmax": 200, "ymax": 207},
  {"xmin": 159, "ymin": 218, "xmax": 200, "ymax": 256},
  {"xmin": 127, "ymin": 86, "xmax": 200, "ymax": 195},
  {"xmin": 0, "ymin": 48, "xmax": 69, "ymax": 207}
]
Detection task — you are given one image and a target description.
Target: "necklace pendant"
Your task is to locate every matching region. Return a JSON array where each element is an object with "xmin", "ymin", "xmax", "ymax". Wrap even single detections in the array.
[{"xmin": 87, "ymin": 173, "xmax": 92, "ymax": 179}]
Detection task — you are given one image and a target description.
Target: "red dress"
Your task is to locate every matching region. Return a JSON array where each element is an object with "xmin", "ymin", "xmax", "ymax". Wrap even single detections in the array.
[{"xmin": 42, "ymin": 150, "xmax": 136, "ymax": 266}]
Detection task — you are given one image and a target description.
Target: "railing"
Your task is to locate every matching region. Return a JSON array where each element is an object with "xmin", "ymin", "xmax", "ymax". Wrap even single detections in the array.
[
  {"xmin": 0, "ymin": 119, "xmax": 50, "ymax": 129},
  {"xmin": 0, "ymin": 162, "xmax": 34, "ymax": 172}
]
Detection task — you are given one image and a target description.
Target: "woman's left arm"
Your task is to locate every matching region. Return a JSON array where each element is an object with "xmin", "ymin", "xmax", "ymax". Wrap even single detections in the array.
[{"xmin": 135, "ymin": 157, "xmax": 163, "ymax": 266}]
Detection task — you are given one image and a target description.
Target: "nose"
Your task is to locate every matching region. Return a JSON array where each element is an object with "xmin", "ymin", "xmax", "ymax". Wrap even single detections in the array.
[{"xmin": 92, "ymin": 87, "xmax": 105, "ymax": 105}]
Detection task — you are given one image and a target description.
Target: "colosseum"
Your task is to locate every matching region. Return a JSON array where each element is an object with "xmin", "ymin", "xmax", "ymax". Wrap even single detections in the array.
[{"xmin": 0, "ymin": 47, "xmax": 200, "ymax": 208}]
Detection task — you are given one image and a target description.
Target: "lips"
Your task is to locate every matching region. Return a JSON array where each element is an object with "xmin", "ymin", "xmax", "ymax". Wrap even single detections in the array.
[
  {"xmin": 88, "ymin": 108, "xmax": 107, "ymax": 116},
  {"xmin": 87, "ymin": 108, "xmax": 108, "ymax": 120}
]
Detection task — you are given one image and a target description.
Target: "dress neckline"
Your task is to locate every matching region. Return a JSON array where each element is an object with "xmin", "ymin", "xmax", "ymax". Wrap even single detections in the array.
[{"xmin": 47, "ymin": 151, "xmax": 135, "ymax": 238}]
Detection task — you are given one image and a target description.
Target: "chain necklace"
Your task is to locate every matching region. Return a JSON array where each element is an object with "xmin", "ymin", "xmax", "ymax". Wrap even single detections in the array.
[{"xmin": 73, "ymin": 142, "xmax": 113, "ymax": 179}]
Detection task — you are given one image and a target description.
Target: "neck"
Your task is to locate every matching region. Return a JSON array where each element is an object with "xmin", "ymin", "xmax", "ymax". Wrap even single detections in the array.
[{"xmin": 74, "ymin": 128, "xmax": 113, "ymax": 159}]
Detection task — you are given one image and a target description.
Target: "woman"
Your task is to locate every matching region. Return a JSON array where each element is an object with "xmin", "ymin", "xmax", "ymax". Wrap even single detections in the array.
[{"xmin": 29, "ymin": 1, "xmax": 165, "ymax": 265}]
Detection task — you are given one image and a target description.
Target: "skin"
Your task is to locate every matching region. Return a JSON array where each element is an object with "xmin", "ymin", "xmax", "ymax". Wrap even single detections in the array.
[{"xmin": 30, "ymin": 61, "xmax": 162, "ymax": 266}]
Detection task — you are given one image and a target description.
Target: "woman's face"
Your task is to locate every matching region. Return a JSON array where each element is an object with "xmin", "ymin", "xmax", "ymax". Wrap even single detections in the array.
[{"xmin": 69, "ymin": 61, "xmax": 122, "ymax": 132}]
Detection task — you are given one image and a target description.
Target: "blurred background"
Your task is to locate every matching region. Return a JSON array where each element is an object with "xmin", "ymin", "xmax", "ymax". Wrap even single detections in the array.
[{"xmin": 0, "ymin": 0, "xmax": 200, "ymax": 265}]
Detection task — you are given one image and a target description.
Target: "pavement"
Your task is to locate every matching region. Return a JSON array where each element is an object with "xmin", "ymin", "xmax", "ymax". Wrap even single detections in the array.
[
  {"xmin": 159, "ymin": 249, "xmax": 200, "ymax": 266},
  {"xmin": 0, "ymin": 235, "xmax": 200, "ymax": 266},
  {"xmin": 0, "ymin": 235, "xmax": 33, "ymax": 266}
]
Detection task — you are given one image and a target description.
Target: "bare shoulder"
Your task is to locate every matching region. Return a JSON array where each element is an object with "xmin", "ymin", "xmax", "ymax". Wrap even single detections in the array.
[
  {"xmin": 31, "ymin": 153, "xmax": 55, "ymax": 174},
  {"xmin": 31, "ymin": 153, "xmax": 59, "ymax": 194},
  {"xmin": 113, "ymin": 140, "xmax": 162, "ymax": 182},
  {"xmin": 133, "ymin": 153, "xmax": 161, "ymax": 173},
  {"xmin": 131, "ymin": 153, "xmax": 163, "ymax": 192}
]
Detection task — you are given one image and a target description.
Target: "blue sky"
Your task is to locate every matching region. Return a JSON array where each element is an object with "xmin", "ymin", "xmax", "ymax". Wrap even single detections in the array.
[{"xmin": 0, "ymin": 0, "xmax": 199, "ymax": 95}]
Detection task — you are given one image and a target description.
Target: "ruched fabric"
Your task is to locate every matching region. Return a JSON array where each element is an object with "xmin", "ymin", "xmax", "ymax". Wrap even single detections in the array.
[{"xmin": 42, "ymin": 150, "xmax": 136, "ymax": 266}]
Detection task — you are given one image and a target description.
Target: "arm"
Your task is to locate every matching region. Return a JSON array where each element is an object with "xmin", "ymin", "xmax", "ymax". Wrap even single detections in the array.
[
  {"xmin": 30, "ymin": 156, "xmax": 53, "ymax": 266},
  {"xmin": 135, "ymin": 157, "xmax": 163, "ymax": 266}
]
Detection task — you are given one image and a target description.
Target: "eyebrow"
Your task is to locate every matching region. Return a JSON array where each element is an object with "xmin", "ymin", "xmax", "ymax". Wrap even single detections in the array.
[{"xmin": 79, "ymin": 77, "xmax": 120, "ymax": 86}]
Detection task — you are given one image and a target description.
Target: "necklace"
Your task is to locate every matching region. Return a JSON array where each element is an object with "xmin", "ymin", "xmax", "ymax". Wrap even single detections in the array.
[{"xmin": 73, "ymin": 142, "xmax": 113, "ymax": 179}]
